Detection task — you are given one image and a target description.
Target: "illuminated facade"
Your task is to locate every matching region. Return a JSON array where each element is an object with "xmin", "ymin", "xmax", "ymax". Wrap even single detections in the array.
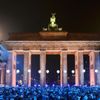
[{"xmin": 0, "ymin": 14, "xmax": 100, "ymax": 86}]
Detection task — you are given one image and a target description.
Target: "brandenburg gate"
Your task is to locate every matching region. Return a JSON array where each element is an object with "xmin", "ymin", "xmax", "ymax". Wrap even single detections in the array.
[
  {"xmin": 1, "ymin": 14, "xmax": 100, "ymax": 87},
  {"xmin": 4, "ymin": 40, "xmax": 100, "ymax": 87}
]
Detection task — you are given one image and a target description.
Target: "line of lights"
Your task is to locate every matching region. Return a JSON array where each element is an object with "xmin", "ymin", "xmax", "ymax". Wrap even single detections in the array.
[{"xmin": 6, "ymin": 69, "xmax": 99, "ymax": 74}]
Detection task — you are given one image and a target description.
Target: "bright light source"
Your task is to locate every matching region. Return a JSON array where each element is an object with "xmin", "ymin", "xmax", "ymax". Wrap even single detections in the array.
[
  {"xmin": 28, "ymin": 69, "xmax": 31, "ymax": 73},
  {"xmin": 46, "ymin": 70, "xmax": 49, "ymax": 74},
  {"xmin": 64, "ymin": 70, "xmax": 67, "ymax": 73},
  {"xmin": 83, "ymin": 69, "xmax": 86, "ymax": 73},
  {"xmin": 34, "ymin": 84, "xmax": 37, "ymax": 87},
  {"xmin": 56, "ymin": 70, "xmax": 60, "ymax": 74},
  {"xmin": 38, "ymin": 70, "xmax": 41, "ymax": 74},
  {"xmin": 45, "ymin": 84, "xmax": 48, "ymax": 87},
  {"xmin": 38, "ymin": 84, "xmax": 41, "ymax": 87},
  {"xmin": 71, "ymin": 70, "xmax": 75, "ymax": 74},
  {"xmin": 52, "ymin": 84, "xmax": 55, "ymax": 87},
  {"xmin": 16, "ymin": 69, "xmax": 20, "ymax": 74},
  {"xmin": 6, "ymin": 69, "xmax": 10, "ymax": 73},
  {"xmin": 95, "ymin": 69, "xmax": 98, "ymax": 73}
]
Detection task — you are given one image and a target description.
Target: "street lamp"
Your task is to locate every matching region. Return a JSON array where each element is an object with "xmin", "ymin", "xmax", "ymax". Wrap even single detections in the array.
[
  {"xmin": 28, "ymin": 69, "xmax": 31, "ymax": 73},
  {"xmin": 64, "ymin": 70, "xmax": 67, "ymax": 74},
  {"xmin": 16, "ymin": 69, "xmax": 20, "ymax": 74},
  {"xmin": 71, "ymin": 70, "xmax": 75, "ymax": 74},
  {"xmin": 46, "ymin": 70, "xmax": 50, "ymax": 74},
  {"xmin": 56, "ymin": 70, "xmax": 60, "ymax": 74},
  {"xmin": 38, "ymin": 70, "xmax": 41, "ymax": 74},
  {"xmin": 83, "ymin": 69, "xmax": 86, "ymax": 73},
  {"xmin": 95, "ymin": 69, "xmax": 98, "ymax": 73},
  {"xmin": 6, "ymin": 69, "xmax": 10, "ymax": 74}
]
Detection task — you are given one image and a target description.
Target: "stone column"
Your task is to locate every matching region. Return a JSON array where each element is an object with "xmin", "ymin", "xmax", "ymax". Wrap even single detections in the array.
[
  {"xmin": 1, "ymin": 69, "xmax": 4, "ymax": 84},
  {"xmin": 75, "ymin": 51, "xmax": 80, "ymax": 86},
  {"xmin": 95, "ymin": 51, "xmax": 100, "ymax": 85},
  {"xmin": 6, "ymin": 51, "xmax": 12, "ymax": 86},
  {"xmin": 89, "ymin": 51, "xmax": 95, "ymax": 86},
  {"xmin": 27, "ymin": 52, "xmax": 31, "ymax": 87},
  {"xmin": 24, "ymin": 51, "xmax": 31, "ymax": 86},
  {"xmin": 1, "ymin": 63, "xmax": 6, "ymax": 85},
  {"xmin": 60, "ymin": 52, "xmax": 63, "ymax": 86},
  {"xmin": 24, "ymin": 52, "xmax": 28, "ymax": 86},
  {"xmin": 78, "ymin": 52, "xmax": 84, "ymax": 85},
  {"xmin": 40, "ymin": 50, "xmax": 46, "ymax": 86},
  {"xmin": 60, "ymin": 51, "xmax": 67, "ymax": 86},
  {"xmin": 11, "ymin": 51, "xmax": 16, "ymax": 87}
]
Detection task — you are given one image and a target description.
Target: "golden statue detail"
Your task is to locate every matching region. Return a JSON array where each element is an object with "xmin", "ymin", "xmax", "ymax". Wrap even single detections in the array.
[
  {"xmin": 48, "ymin": 13, "xmax": 58, "ymax": 31},
  {"xmin": 43, "ymin": 13, "xmax": 62, "ymax": 31}
]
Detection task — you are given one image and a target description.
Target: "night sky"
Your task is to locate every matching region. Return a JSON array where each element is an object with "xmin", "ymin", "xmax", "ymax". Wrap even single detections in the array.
[{"xmin": 0, "ymin": 0, "xmax": 100, "ymax": 35}]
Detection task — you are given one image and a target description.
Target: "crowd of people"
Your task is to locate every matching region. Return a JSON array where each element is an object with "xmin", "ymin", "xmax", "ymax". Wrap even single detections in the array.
[{"xmin": 0, "ymin": 85, "xmax": 100, "ymax": 100}]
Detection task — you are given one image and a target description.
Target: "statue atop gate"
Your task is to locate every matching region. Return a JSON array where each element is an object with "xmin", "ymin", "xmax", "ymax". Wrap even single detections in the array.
[
  {"xmin": 43, "ymin": 13, "xmax": 62, "ymax": 31},
  {"xmin": 41, "ymin": 13, "xmax": 67, "ymax": 37},
  {"xmin": 48, "ymin": 13, "xmax": 58, "ymax": 31}
]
